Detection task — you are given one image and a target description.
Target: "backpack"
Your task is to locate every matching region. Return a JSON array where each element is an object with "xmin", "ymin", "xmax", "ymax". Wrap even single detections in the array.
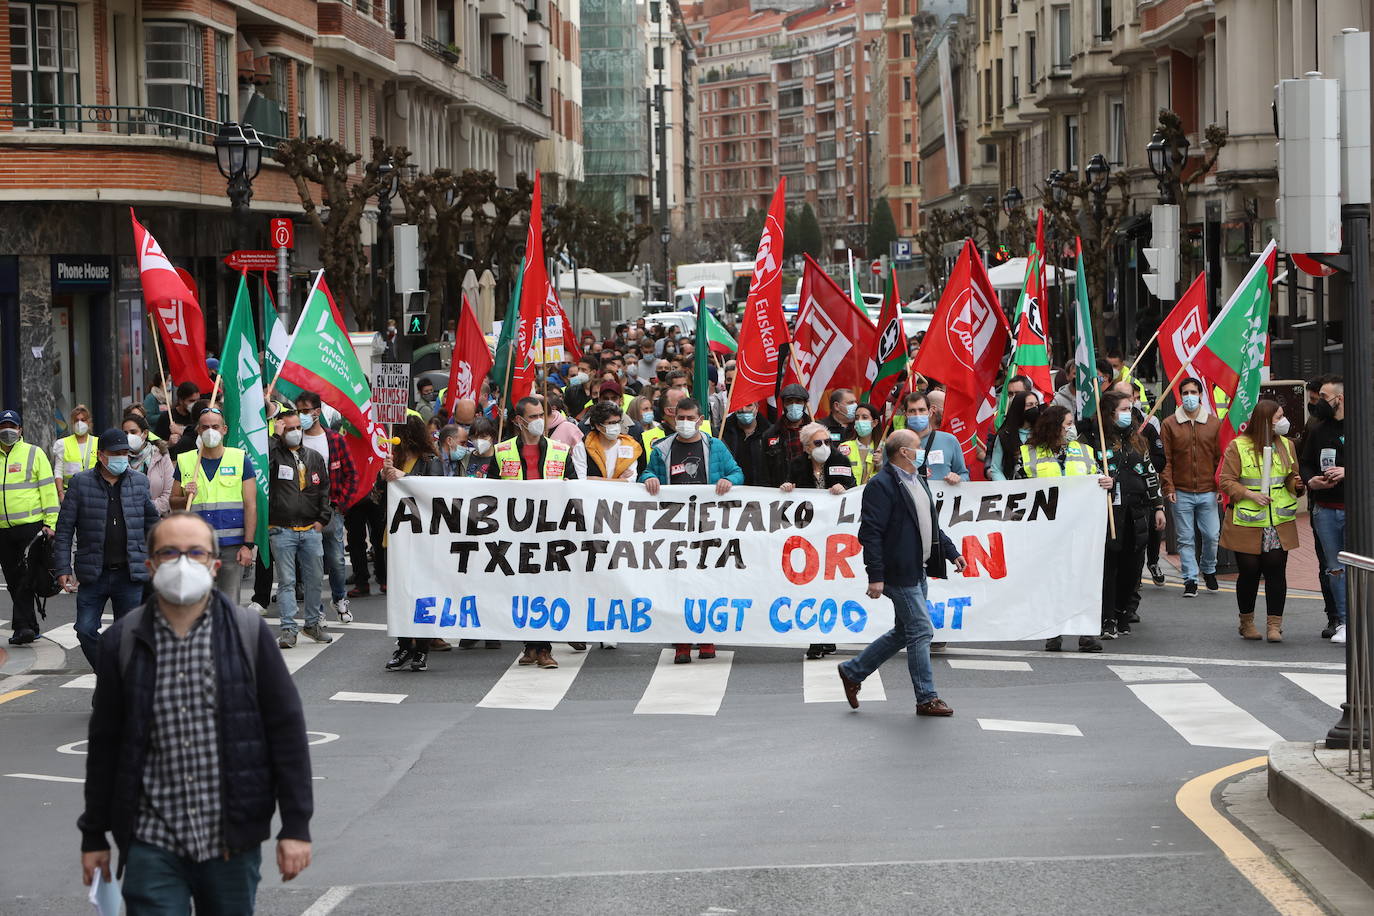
[
  {"xmin": 117, "ymin": 597, "xmax": 262, "ymax": 684},
  {"xmin": 22, "ymin": 530, "xmax": 61, "ymax": 619}
]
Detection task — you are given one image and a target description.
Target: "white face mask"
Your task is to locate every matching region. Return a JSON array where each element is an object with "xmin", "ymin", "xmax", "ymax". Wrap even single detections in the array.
[
  {"xmin": 1273, "ymin": 417, "xmax": 1291, "ymax": 437},
  {"xmin": 73, "ymin": 420, "xmax": 89, "ymax": 436},
  {"xmin": 126, "ymin": 433, "xmax": 146, "ymax": 453},
  {"xmin": 283, "ymin": 429, "xmax": 303, "ymax": 448},
  {"xmin": 152, "ymin": 555, "xmax": 215, "ymax": 605},
  {"xmin": 473, "ymin": 439, "xmax": 493, "ymax": 456},
  {"xmin": 675, "ymin": 419, "xmax": 698, "ymax": 438},
  {"xmin": 524, "ymin": 418, "xmax": 545, "ymax": 437},
  {"xmin": 812, "ymin": 443, "xmax": 832, "ymax": 463},
  {"xmin": 602, "ymin": 423, "xmax": 622, "ymax": 439},
  {"xmin": 198, "ymin": 428, "xmax": 224, "ymax": 449}
]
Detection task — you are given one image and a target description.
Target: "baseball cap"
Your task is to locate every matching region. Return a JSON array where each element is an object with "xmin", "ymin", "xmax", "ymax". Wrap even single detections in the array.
[
  {"xmin": 0, "ymin": 409, "xmax": 20, "ymax": 427},
  {"xmin": 206, "ymin": 357, "xmax": 221, "ymax": 372},
  {"xmin": 781, "ymin": 384, "xmax": 809, "ymax": 403},
  {"xmin": 598, "ymin": 380, "xmax": 623, "ymax": 396},
  {"xmin": 98, "ymin": 428, "xmax": 132, "ymax": 452}
]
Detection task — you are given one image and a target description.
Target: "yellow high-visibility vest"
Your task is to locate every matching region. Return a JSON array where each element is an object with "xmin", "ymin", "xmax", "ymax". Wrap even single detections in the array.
[{"xmin": 0, "ymin": 441, "xmax": 60, "ymax": 527}]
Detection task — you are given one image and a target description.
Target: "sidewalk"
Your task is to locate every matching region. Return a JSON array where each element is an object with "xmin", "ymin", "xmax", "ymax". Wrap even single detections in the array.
[
  {"xmin": 1268, "ymin": 742, "xmax": 1374, "ymax": 895},
  {"xmin": 1164, "ymin": 510, "xmax": 1323, "ymax": 594}
]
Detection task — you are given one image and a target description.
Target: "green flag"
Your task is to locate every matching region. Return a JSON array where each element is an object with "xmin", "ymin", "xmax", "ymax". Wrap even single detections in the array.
[
  {"xmin": 222, "ymin": 274, "xmax": 271, "ymax": 567},
  {"xmin": 488, "ymin": 260, "xmax": 524, "ymax": 409},
  {"xmin": 702, "ymin": 308, "xmax": 737, "ymax": 354},
  {"xmin": 263, "ymin": 305, "xmax": 301, "ymax": 402},
  {"xmin": 1071, "ymin": 239, "xmax": 1098, "ymax": 420},
  {"xmin": 1190, "ymin": 239, "xmax": 1278, "ymax": 436}
]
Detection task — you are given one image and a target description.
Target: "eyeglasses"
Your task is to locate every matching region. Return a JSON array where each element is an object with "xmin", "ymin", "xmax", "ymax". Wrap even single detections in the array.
[
  {"xmin": 198, "ymin": 407, "xmax": 223, "ymax": 416},
  {"xmin": 151, "ymin": 546, "xmax": 215, "ymax": 564}
]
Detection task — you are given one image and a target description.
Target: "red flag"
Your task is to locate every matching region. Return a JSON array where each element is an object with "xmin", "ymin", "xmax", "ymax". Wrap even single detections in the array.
[
  {"xmin": 912, "ymin": 240, "xmax": 1011, "ymax": 468},
  {"xmin": 131, "ymin": 208, "xmax": 213, "ymax": 391},
  {"xmin": 729, "ymin": 178, "xmax": 789, "ymax": 412},
  {"xmin": 865, "ymin": 265, "xmax": 909, "ymax": 409},
  {"xmin": 544, "ymin": 285, "xmax": 581, "ymax": 364},
  {"xmin": 1157, "ymin": 273, "xmax": 1210, "ymax": 398},
  {"xmin": 512, "ymin": 173, "xmax": 550, "ymax": 403},
  {"xmin": 445, "ymin": 293, "xmax": 494, "ymax": 417},
  {"xmin": 782, "ymin": 256, "xmax": 876, "ymax": 417}
]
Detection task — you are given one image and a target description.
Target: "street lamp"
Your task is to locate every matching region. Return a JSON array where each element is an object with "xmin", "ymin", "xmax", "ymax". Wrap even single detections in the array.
[
  {"xmin": 1146, "ymin": 128, "xmax": 1173, "ymax": 203},
  {"xmin": 1086, "ymin": 152, "xmax": 1111, "ymax": 223},
  {"xmin": 375, "ymin": 156, "xmax": 398, "ymax": 329},
  {"xmin": 1047, "ymin": 168, "xmax": 1067, "ymax": 204},
  {"xmin": 214, "ymin": 121, "xmax": 264, "ymax": 217},
  {"xmin": 1002, "ymin": 185, "xmax": 1024, "ymax": 217}
]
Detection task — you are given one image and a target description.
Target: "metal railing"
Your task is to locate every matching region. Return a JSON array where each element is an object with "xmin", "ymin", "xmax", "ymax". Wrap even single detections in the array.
[
  {"xmin": 1340, "ymin": 550, "xmax": 1374, "ymax": 782},
  {"xmin": 0, "ymin": 103, "xmax": 285, "ymax": 154}
]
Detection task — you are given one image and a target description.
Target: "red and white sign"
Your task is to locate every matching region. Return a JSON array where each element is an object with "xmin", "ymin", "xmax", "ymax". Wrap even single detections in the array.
[
  {"xmin": 271, "ymin": 218, "xmax": 295, "ymax": 250},
  {"xmin": 1292, "ymin": 252, "xmax": 1337, "ymax": 277},
  {"xmin": 871, "ymin": 259, "xmax": 883, "ymax": 276},
  {"xmin": 224, "ymin": 250, "xmax": 279, "ymax": 271}
]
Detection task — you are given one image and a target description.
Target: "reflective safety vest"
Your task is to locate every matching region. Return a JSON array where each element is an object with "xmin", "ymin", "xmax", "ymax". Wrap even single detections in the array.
[
  {"xmin": 641, "ymin": 425, "xmax": 667, "ymax": 454},
  {"xmin": 0, "ymin": 441, "xmax": 60, "ymax": 528},
  {"xmin": 1231, "ymin": 437, "xmax": 1298, "ymax": 528},
  {"xmin": 57, "ymin": 434, "xmax": 98, "ymax": 482},
  {"xmin": 1212, "ymin": 386, "xmax": 1230, "ymax": 421},
  {"xmin": 1019, "ymin": 441, "xmax": 1099, "ymax": 478},
  {"xmin": 176, "ymin": 447, "xmax": 249, "ymax": 545},
  {"xmin": 493, "ymin": 438, "xmax": 571, "ymax": 480},
  {"xmin": 842, "ymin": 440, "xmax": 878, "ymax": 485}
]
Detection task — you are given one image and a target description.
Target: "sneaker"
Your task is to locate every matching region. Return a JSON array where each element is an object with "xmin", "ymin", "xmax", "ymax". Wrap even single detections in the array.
[
  {"xmin": 278, "ymin": 631, "xmax": 297, "ymax": 649},
  {"xmin": 1101, "ymin": 621, "xmax": 1118, "ymax": 639},
  {"xmin": 1332, "ymin": 625, "xmax": 1347, "ymax": 645},
  {"xmin": 1043, "ymin": 636, "xmax": 1063, "ymax": 652},
  {"xmin": 568, "ymin": 642, "xmax": 587, "ymax": 651},
  {"xmin": 518, "ymin": 647, "xmax": 538, "ymax": 665},
  {"xmin": 302, "ymin": 624, "xmax": 333, "ymax": 644},
  {"xmin": 535, "ymin": 649, "xmax": 559, "ymax": 668},
  {"xmin": 1183, "ymin": 580, "xmax": 1198, "ymax": 598},
  {"xmin": 1321, "ymin": 619, "xmax": 1339, "ymax": 639},
  {"xmin": 409, "ymin": 651, "xmax": 429, "ymax": 672},
  {"xmin": 1078, "ymin": 636, "xmax": 1103, "ymax": 653},
  {"xmin": 1203, "ymin": 572, "xmax": 1220, "ymax": 591},
  {"xmin": 697, "ymin": 644, "xmax": 717, "ymax": 660},
  {"xmin": 1126, "ymin": 610, "xmax": 1140, "ymax": 623},
  {"xmin": 1116, "ymin": 620, "xmax": 1132, "ymax": 636},
  {"xmin": 385, "ymin": 648, "xmax": 411, "ymax": 670},
  {"xmin": 7, "ymin": 629, "xmax": 36, "ymax": 646},
  {"xmin": 347, "ymin": 584, "xmax": 371, "ymax": 598},
  {"xmin": 929, "ymin": 642, "xmax": 948, "ymax": 653},
  {"xmin": 600, "ymin": 642, "xmax": 618, "ymax": 649},
  {"xmin": 820, "ymin": 644, "xmax": 837, "ymax": 655},
  {"xmin": 1148, "ymin": 563, "xmax": 1166, "ymax": 587},
  {"xmin": 674, "ymin": 649, "xmax": 692, "ymax": 664},
  {"xmin": 247, "ymin": 601, "xmax": 269, "ymax": 618},
  {"xmin": 335, "ymin": 598, "xmax": 353, "ymax": 624},
  {"xmin": 805, "ymin": 644, "xmax": 826, "ymax": 660}
]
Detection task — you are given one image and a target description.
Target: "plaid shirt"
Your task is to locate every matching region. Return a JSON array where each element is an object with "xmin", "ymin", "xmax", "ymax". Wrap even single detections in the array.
[
  {"xmin": 134, "ymin": 610, "xmax": 223, "ymax": 862},
  {"xmin": 321, "ymin": 427, "xmax": 359, "ymax": 508}
]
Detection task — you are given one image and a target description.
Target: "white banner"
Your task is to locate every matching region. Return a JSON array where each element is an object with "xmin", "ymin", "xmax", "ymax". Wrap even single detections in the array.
[{"xmin": 385, "ymin": 477, "xmax": 1107, "ymax": 643}]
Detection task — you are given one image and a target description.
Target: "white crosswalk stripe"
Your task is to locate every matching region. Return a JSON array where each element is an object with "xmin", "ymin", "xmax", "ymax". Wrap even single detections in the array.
[
  {"xmin": 281, "ymin": 634, "xmax": 344, "ymax": 675},
  {"xmin": 477, "ymin": 646, "xmax": 589, "ymax": 710},
  {"xmin": 331, "ymin": 691, "xmax": 406, "ymax": 704},
  {"xmin": 978, "ymin": 718, "xmax": 1082, "ymax": 737},
  {"xmin": 803, "ymin": 658, "xmax": 885, "ymax": 703},
  {"xmin": 1108, "ymin": 665, "xmax": 1200, "ymax": 682},
  {"xmin": 635, "ymin": 649, "xmax": 735, "ymax": 716},
  {"xmin": 1127, "ymin": 682, "xmax": 1285, "ymax": 749},
  {"xmin": 1281, "ymin": 672, "xmax": 1345, "ymax": 709},
  {"xmin": 42, "ymin": 624, "xmax": 82, "ymax": 651},
  {"xmin": 948, "ymin": 659, "xmax": 1032, "ymax": 672}
]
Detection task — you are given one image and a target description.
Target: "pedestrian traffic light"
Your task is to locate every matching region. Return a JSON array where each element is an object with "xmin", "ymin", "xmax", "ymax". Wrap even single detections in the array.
[
  {"xmin": 1142, "ymin": 204, "xmax": 1179, "ymax": 301},
  {"xmin": 405, "ymin": 312, "xmax": 427, "ymax": 336},
  {"xmin": 402, "ymin": 289, "xmax": 428, "ymax": 336}
]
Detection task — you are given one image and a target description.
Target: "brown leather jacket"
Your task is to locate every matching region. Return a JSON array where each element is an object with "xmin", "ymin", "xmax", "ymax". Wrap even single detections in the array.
[{"xmin": 1160, "ymin": 407, "xmax": 1223, "ymax": 495}]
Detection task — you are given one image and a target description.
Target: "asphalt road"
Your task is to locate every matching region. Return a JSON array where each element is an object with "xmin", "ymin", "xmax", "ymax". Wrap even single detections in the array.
[{"xmin": 0, "ymin": 573, "xmax": 1344, "ymax": 915}]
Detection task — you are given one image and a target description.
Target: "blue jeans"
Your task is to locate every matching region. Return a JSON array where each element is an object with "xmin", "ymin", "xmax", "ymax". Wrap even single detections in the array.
[
  {"xmin": 74, "ymin": 567, "xmax": 144, "ymax": 668},
  {"xmin": 122, "ymin": 839, "xmax": 261, "ymax": 915},
  {"xmin": 1311, "ymin": 503, "xmax": 1347, "ymax": 624},
  {"xmin": 839, "ymin": 580, "xmax": 938, "ymax": 704},
  {"xmin": 1172, "ymin": 490, "xmax": 1221, "ymax": 581},
  {"xmin": 323, "ymin": 511, "xmax": 347, "ymax": 602},
  {"xmin": 270, "ymin": 527, "xmax": 324, "ymax": 633}
]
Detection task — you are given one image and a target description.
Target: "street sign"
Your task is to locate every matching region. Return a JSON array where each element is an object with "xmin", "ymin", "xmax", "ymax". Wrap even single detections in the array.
[
  {"xmin": 224, "ymin": 250, "xmax": 278, "ymax": 271},
  {"xmin": 891, "ymin": 239, "xmax": 913, "ymax": 263},
  {"xmin": 371, "ymin": 361, "xmax": 410, "ymax": 424},
  {"xmin": 871, "ymin": 259, "xmax": 883, "ymax": 276},
  {"xmin": 270, "ymin": 218, "xmax": 295, "ymax": 250},
  {"xmin": 1292, "ymin": 252, "xmax": 1339, "ymax": 277}
]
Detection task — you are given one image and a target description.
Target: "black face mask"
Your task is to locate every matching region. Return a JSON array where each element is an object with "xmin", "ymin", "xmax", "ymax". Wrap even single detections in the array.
[
  {"xmin": 1308, "ymin": 399, "xmax": 1335, "ymax": 422},
  {"xmin": 1023, "ymin": 405, "xmax": 1043, "ymax": 425}
]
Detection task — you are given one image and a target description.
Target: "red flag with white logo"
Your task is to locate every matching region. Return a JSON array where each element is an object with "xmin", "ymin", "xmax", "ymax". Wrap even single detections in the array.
[
  {"xmin": 512, "ymin": 172, "xmax": 549, "ymax": 403},
  {"xmin": 782, "ymin": 256, "xmax": 877, "ymax": 417},
  {"xmin": 131, "ymin": 208, "xmax": 213, "ymax": 391},
  {"xmin": 728, "ymin": 178, "xmax": 789, "ymax": 412},
  {"xmin": 445, "ymin": 292, "xmax": 494, "ymax": 417},
  {"xmin": 1157, "ymin": 272, "xmax": 1210, "ymax": 398}
]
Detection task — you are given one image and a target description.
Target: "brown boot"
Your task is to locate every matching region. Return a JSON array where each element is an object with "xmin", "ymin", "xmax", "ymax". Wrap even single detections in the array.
[
  {"xmin": 518, "ymin": 646, "xmax": 538, "ymax": 665},
  {"xmin": 536, "ymin": 648, "xmax": 559, "ymax": 669},
  {"xmin": 1266, "ymin": 616, "xmax": 1283, "ymax": 642},
  {"xmin": 1238, "ymin": 613, "xmax": 1261, "ymax": 640}
]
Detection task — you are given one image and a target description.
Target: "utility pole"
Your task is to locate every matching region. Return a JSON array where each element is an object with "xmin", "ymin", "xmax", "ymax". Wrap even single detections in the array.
[{"xmin": 655, "ymin": 3, "xmax": 670, "ymax": 296}]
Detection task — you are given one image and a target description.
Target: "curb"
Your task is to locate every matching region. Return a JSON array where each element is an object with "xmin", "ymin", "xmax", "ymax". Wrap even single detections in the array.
[{"xmin": 1268, "ymin": 740, "xmax": 1374, "ymax": 890}]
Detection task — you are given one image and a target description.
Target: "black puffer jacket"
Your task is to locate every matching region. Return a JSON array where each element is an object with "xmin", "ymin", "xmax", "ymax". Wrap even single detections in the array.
[{"xmin": 79, "ymin": 592, "xmax": 313, "ymax": 870}]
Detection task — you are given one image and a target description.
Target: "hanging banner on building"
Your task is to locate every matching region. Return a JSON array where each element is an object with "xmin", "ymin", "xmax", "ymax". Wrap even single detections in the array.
[
  {"xmin": 385, "ymin": 477, "xmax": 1106, "ymax": 643},
  {"xmin": 937, "ymin": 37, "xmax": 961, "ymax": 190}
]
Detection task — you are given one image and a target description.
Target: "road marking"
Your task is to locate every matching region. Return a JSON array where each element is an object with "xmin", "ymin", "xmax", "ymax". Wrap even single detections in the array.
[
  {"xmin": 0, "ymin": 674, "xmax": 39, "ymax": 692},
  {"xmin": 942, "ymin": 646, "xmax": 1343, "ymax": 671},
  {"xmin": 62, "ymin": 674, "xmax": 97, "ymax": 689},
  {"xmin": 43, "ymin": 624, "xmax": 82, "ymax": 650},
  {"xmin": 477, "ymin": 646, "xmax": 589, "ymax": 711},
  {"xmin": 0, "ymin": 637, "xmax": 66, "ymax": 675},
  {"xmin": 1281, "ymin": 672, "xmax": 1346, "ymax": 709},
  {"xmin": 280, "ymin": 633, "xmax": 342, "ymax": 675},
  {"xmin": 947, "ymin": 659, "xmax": 1033, "ymax": 671},
  {"xmin": 330, "ymin": 691, "xmax": 406, "ymax": 704},
  {"xmin": 803, "ymin": 659, "xmax": 885, "ymax": 703},
  {"xmin": 1108, "ymin": 665, "xmax": 1200, "ymax": 683},
  {"xmin": 57, "ymin": 740, "xmax": 87, "ymax": 755},
  {"xmin": 0, "ymin": 689, "xmax": 35, "ymax": 705},
  {"xmin": 978, "ymin": 718, "xmax": 1083, "ymax": 737},
  {"xmin": 307, "ymin": 731, "xmax": 341, "ymax": 746},
  {"xmin": 1128, "ymin": 683, "xmax": 1284, "ymax": 749},
  {"xmin": 301, "ymin": 886, "xmax": 355, "ymax": 916},
  {"xmin": 635, "ymin": 649, "xmax": 735, "ymax": 716},
  {"xmin": 5, "ymin": 772, "xmax": 82, "ymax": 783},
  {"xmin": 1176, "ymin": 757, "xmax": 1322, "ymax": 915}
]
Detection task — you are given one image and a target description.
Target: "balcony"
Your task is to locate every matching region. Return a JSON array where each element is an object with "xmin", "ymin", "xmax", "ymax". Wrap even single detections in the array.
[
  {"xmin": 481, "ymin": 71, "xmax": 508, "ymax": 94},
  {"xmin": 0, "ymin": 102, "xmax": 288, "ymax": 152},
  {"xmin": 421, "ymin": 34, "xmax": 461, "ymax": 63}
]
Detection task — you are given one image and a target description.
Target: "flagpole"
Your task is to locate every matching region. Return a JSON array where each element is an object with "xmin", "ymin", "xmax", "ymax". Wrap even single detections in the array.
[
  {"xmin": 145, "ymin": 308, "xmax": 172, "ymax": 414},
  {"xmin": 268, "ymin": 269, "xmax": 322, "ymax": 393},
  {"xmin": 1125, "ymin": 324, "xmax": 1166, "ymax": 379},
  {"xmin": 1092, "ymin": 391, "xmax": 1118, "ymax": 540}
]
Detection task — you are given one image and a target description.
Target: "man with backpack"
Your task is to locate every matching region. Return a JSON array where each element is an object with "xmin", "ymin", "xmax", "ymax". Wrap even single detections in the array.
[
  {"xmin": 0, "ymin": 408, "xmax": 60, "ymax": 645},
  {"xmin": 80, "ymin": 511, "xmax": 314, "ymax": 910}
]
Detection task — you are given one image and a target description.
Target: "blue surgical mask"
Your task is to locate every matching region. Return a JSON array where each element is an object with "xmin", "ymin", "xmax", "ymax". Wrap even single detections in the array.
[
  {"xmin": 910, "ymin": 414, "xmax": 930, "ymax": 432},
  {"xmin": 842, "ymin": 403, "xmax": 857, "ymax": 420},
  {"xmin": 300, "ymin": 412, "xmax": 316, "ymax": 431},
  {"xmin": 1115, "ymin": 412, "xmax": 1133, "ymax": 429},
  {"xmin": 641, "ymin": 410, "xmax": 655, "ymax": 425},
  {"xmin": 737, "ymin": 411, "xmax": 756, "ymax": 426},
  {"xmin": 570, "ymin": 373, "xmax": 590, "ymax": 387},
  {"xmin": 1018, "ymin": 427, "xmax": 1030, "ymax": 443},
  {"xmin": 449, "ymin": 445, "xmax": 472, "ymax": 462},
  {"xmin": 854, "ymin": 419, "xmax": 874, "ymax": 438},
  {"xmin": 785, "ymin": 404, "xmax": 805, "ymax": 422},
  {"xmin": 1181, "ymin": 394, "xmax": 1201, "ymax": 412},
  {"xmin": 106, "ymin": 456, "xmax": 129, "ymax": 475}
]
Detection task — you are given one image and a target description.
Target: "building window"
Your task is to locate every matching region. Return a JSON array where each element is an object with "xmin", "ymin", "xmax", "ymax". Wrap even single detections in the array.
[
  {"xmin": 297, "ymin": 62, "xmax": 309, "ymax": 137},
  {"xmin": 902, "ymin": 32, "xmax": 910, "ymax": 58},
  {"xmin": 1109, "ymin": 98, "xmax": 1126, "ymax": 165},
  {"xmin": 903, "ymin": 160, "xmax": 912, "ymax": 185},
  {"xmin": 214, "ymin": 32, "xmax": 231, "ymax": 121},
  {"xmin": 1027, "ymin": 34, "xmax": 1037, "ymax": 89},
  {"xmin": 1053, "ymin": 6, "xmax": 1070, "ymax": 70},
  {"xmin": 8, "ymin": 2, "xmax": 81, "ymax": 127},
  {"xmin": 318, "ymin": 71, "xmax": 334, "ymax": 137},
  {"xmin": 1009, "ymin": 47, "xmax": 1019, "ymax": 102},
  {"xmin": 1064, "ymin": 114, "xmax": 1079, "ymax": 170},
  {"xmin": 1097, "ymin": 0, "xmax": 1113, "ymax": 40},
  {"xmin": 904, "ymin": 202, "xmax": 913, "ymax": 227},
  {"xmin": 145, "ymin": 21, "xmax": 204, "ymax": 121},
  {"xmin": 902, "ymin": 76, "xmax": 911, "ymax": 101}
]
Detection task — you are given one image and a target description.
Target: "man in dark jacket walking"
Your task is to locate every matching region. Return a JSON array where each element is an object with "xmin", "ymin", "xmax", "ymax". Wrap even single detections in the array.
[
  {"xmin": 837, "ymin": 429, "xmax": 965, "ymax": 716},
  {"xmin": 268, "ymin": 411, "xmax": 333, "ymax": 649},
  {"xmin": 80, "ymin": 511, "xmax": 313, "ymax": 910},
  {"xmin": 54, "ymin": 429, "xmax": 161, "ymax": 668}
]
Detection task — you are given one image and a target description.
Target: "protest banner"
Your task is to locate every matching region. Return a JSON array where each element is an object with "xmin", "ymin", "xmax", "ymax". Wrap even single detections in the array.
[
  {"xmin": 371, "ymin": 362, "xmax": 410, "ymax": 424},
  {"xmin": 386, "ymin": 477, "xmax": 1106, "ymax": 643}
]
